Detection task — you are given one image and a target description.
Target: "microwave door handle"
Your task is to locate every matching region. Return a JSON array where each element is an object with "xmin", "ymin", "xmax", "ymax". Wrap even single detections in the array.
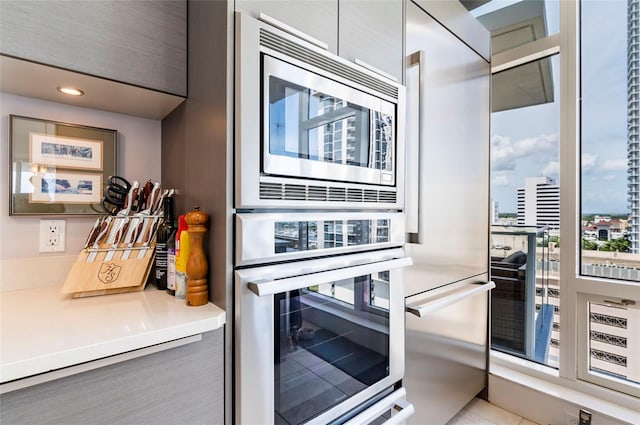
[
  {"xmin": 406, "ymin": 281, "xmax": 495, "ymax": 318},
  {"xmin": 406, "ymin": 51, "xmax": 423, "ymax": 244},
  {"xmin": 342, "ymin": 387, "xmax": 414, "ymax": 425},
  {"xmin": 248, "ymin": 256, "xmax": 412, "ymax": 297}
]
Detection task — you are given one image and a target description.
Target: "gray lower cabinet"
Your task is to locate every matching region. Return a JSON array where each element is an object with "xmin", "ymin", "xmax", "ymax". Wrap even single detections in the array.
[
  {"xmin": 338, "ymin": 0, "xmax": 404, "ymax": 81},
  {"xmin": 0, "ymin": 0, "xmax": 186, "ymax": 96},
  {"xmin": 0, "ymin": 330, "xmax": 224, "ymax": 425}
]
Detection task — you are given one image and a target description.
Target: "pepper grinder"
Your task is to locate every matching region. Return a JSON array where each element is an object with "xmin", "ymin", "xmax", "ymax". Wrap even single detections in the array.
[{"xmin": 185, "ymin": 206, "xmax": 209, "ymax": 306}]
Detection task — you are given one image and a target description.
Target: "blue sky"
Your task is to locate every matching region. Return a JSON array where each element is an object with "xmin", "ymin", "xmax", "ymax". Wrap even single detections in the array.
[{"xmin": 486, "ymin": 0, "xmax": 628, "ymax": 215}]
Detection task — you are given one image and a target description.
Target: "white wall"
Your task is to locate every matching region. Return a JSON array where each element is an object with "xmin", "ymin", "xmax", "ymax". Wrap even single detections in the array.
[{"xmin": 0, "ymin": 92, "xmax": 161, "ymax": 291}]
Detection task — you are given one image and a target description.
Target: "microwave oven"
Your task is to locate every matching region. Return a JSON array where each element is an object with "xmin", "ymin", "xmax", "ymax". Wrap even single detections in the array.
[{"xmin": 235, "ymin": 12, "xmax": 406, "ymax": 210}]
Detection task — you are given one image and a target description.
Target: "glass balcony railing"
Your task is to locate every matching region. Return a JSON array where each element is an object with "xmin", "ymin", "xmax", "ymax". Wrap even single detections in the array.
[{"xmin": 490, "ymin": 225, "xmax": 558, "ymax": 368}]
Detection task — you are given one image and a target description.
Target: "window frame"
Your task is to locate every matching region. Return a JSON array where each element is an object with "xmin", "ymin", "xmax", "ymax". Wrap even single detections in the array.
[{"xmin": 488, "ymin": 0, "xmax": 640, "ymax": 409}]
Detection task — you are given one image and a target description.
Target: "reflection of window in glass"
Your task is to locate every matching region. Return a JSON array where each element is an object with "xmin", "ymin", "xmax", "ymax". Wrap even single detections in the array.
[
  {"xmin": 490, "ymin": 54, "xmax": 560, "ymax": 369},
  {"xmin": 369, "ymin": 271, "xmax": 390, "ymax": 310},
  {"xmin": 376, "ymin": 219, "xmax": 390, "ymax": 243}
]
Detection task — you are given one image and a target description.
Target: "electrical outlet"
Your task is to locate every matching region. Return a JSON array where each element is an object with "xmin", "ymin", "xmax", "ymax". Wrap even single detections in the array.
[
  {"xmin": 39, "ymin": 219, "xmax": 65, "ymax": 252},
  {"xmin": 579, "ymin": 409, "xmax": 592, "ymax": 425},
  {"xmin": 565, "ymin": 412, "xmax": 579, "ymax": 425}
]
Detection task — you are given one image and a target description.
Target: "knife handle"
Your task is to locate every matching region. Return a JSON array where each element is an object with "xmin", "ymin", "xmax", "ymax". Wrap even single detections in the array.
[
  {"xmin": 83, "ymin": 217, "xmax": 103, "ymax": 249},
  {"xmin": 92, "ymin": 218, "xmax": 112, "ymax": 248}
]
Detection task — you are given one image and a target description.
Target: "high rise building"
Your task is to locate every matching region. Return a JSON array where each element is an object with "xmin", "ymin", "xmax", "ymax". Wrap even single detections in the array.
[
  {"xmin": 517, "ymin": 176, "xmax": 560, "ymax": 229},
  {"xmin": 628, "ymin": 0, "xmax": 640, "ymax": 254}
]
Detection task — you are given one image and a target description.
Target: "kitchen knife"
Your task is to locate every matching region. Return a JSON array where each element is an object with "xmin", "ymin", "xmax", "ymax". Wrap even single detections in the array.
[
  {"xmin": 123, "ymin": 183, "xmax": 162, "ymax": 260},
  {"xmin": 104, "ymin": 217, "xmax": 130, "ymax": 262},
  {"xmin": 83, "ymin": 216, "xmax": 105, "ymax": 250},
  {"xmin": 86, "ymin": 216, "xmax": 113, "ymax": 263},
  {"xmin": 136, "ymin": 216, "xmax": 163, "ymax": 259},
  {"xmin": 106, "ymin": 180, "xmax": 139, "ymax": 246},
  {"xmin": 120, "ymin": 217, "xmax": 145, "ymax": 260}
]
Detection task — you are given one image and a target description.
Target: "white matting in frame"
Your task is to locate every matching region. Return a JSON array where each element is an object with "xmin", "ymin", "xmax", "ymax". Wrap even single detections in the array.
[
  {"xmin": 30, "ymin": 133, "xmax": 103, "ymax": 171},
  {"xmin": 29, "ymin": 171, "xmax": 103, "ymax": 205}
]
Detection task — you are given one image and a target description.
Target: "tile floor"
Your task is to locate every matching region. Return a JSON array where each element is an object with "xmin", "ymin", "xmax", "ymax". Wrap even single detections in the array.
[{"xmin": 446, "ymin": 398, "xmax": 539, "ymax": 425}]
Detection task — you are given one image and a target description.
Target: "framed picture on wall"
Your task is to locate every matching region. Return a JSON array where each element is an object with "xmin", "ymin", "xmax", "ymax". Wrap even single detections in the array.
[
  {"xmin": 9, "ymin": 115, "xmax": 117, "ymax": 215},
  {"xmin": 29, "ymin": 133, "xmax": 103, "ymax": 171}
]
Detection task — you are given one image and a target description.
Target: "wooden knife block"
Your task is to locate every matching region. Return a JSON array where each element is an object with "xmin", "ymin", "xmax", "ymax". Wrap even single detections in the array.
[{"xmin": 61, "ymin": 237, "xmax": 156, "ymax": 298}]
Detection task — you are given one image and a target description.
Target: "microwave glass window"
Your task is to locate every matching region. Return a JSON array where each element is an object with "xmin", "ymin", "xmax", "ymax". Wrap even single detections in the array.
[
  {"xmin": 275, "ymin": 219, "xmax": 391, "ymax": 252},
  {"xmin": 268, "ymin": 76, "xmax": 394, "ymax": 173},
  {"xmin": 274, "ymin": 275, "xmax": 390, "ymax": 425}
]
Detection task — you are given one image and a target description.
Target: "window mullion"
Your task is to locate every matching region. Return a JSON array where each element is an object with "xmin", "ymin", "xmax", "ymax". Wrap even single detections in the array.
[{"xmin": 559, "ymin": 0, "xmax": 579, "ymax": 381}]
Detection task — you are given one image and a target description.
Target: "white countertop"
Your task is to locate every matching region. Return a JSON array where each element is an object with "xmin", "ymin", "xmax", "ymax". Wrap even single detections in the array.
[{"xmin": 0, "ymin": 285, "xmax": 225, "ymax": 383}]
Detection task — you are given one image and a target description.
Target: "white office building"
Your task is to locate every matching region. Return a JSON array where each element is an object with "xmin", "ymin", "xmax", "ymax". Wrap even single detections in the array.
[{"xmin": 517, "ymin": 176, "xmax": 560, "ymax": 229}]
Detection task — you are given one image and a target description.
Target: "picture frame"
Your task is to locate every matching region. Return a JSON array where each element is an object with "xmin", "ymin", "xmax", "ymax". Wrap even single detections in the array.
[
  {"xmin": 9, "ymin": 115, "xmax": 117, "ymax": 215},
  {"xmin": 30, "ymin": 133, "xmax": 103, "ymax": 171},
  {"xmin": 29, "ymin": 171, "xmax": 102, "ymax": 205}
]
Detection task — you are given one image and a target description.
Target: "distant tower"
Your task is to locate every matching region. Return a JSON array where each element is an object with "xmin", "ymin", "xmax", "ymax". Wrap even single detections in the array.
[
  {"xmin": 628, "ymin": 0, "xmax": 640, "ymax": 253},
  {"xmin": 517, "ymin": 176, "xmax": 559, "ymax": 229},
  {"xmin": 491, "ymin": 199, "xmax": 499, "ymax": 224}
]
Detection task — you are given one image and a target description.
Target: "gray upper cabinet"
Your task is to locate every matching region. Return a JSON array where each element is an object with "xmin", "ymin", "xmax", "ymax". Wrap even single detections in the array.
[
  {"xmin": 338, "ymin": 0, "xmax": 404, "ymax": 81},
  {"xmin": 0, "ymin": 1, "xmax": 186, "ymax": 97},
  {"xmin": 235, "ymin": 0, "xmax": 338, "ymax": 53}
]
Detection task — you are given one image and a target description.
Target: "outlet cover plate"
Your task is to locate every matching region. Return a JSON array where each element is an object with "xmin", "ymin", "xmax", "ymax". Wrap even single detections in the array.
[
  {"xmin": 565, "ymin": 412, "xmax": 579, "ymax": 425},
  {"xmin": 39, "ymin": 219, "xmax": 65, "ymax": 252}
]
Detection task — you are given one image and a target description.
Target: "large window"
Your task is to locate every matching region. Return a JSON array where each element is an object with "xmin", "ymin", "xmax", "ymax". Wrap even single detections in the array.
[
  {"xmin": 477, "ymin": 0, "xmax": 561, "ymax": 369},
  {"xmin": 578, "ymin": 0, "xmax": 640, "ymax": 396},
  {"xmin": 489, "ymin": 55, "xmax": 560, "ymax": 369},
  {"xmin": 475, "ymin": 0, "xmax": 640, "ymax": 408}
]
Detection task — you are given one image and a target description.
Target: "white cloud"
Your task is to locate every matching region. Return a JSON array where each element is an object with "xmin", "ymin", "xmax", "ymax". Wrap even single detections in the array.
[
  {"xmin": 541, "ymin": 160, "xmax": 560, "ymax": 177},
  {"xmin": 601, "ymin": 158, "xmax": 627, "ymax": 171},
  {"xmin": 492, "ymin": 174, "xmax": 510, "ymax": 187},
  {"xmin": 491, "ymin": 133, "xmax": 558, "ymax": 172},
  {"xmin": 582, "ymin": 153, "xmax": 598, "ymax": 172}
]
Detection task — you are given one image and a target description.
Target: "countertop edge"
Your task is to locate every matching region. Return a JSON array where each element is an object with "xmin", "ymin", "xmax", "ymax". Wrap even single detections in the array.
[{"xmin": 0, "ymin": 286, "xmax": 225, "ymax": 384}]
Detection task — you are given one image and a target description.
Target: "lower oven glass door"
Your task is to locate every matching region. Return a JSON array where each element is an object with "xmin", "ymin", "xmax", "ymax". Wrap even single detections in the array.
[{"xmin": 235, "ymin": 249, "xmax": 410, "ymax": 425}]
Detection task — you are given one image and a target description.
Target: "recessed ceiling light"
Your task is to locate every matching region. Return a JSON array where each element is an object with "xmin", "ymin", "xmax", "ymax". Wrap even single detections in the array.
[{"xmin": 57, "ymin": 86, "xmax": 84, "ymax": 96}]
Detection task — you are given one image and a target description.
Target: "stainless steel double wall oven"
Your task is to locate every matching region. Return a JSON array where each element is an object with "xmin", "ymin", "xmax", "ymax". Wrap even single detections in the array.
[{"xmin": 234, "ymin": 11, "xmax": 412, "ymax": 425}]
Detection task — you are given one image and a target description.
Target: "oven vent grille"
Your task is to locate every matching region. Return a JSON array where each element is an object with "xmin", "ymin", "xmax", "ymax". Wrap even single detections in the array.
[
  {"xmin": 284, "ymin": 184, "xmax": 306, "ymax": 200},
  {"xmin": 259, "ymin": 182, "xmax": 285, "ymax": 200},
  {"xmin": 308, "ymin": 186, "xmax": 328, "ymax": 200},
  {"xmin": 346, "ymin": 188, "xmax": 363, "ymax": 202},
  {"xmin": 260, "ymin": 29, "xmax": 399, "ymax": 100},
  {"xmin": 328, "ymin": 187, "xmax": 346, "ymax": 201},
  {"xmin": 259, "ymin": 182, "xmax": 397, "ymax": 204},
  {"xmin": 364, "ymin": 190, "xmax": 379, "ymax": 202},
  {"xmin": 379, "ymin": 191, "xmax": 397, "ymax": 203}
]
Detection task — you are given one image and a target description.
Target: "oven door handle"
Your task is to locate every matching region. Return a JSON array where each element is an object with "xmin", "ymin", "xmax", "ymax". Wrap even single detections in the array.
[
  {"xmin": 342, "ymin": 387, "xmax": 414, "ymax": 425},
  {"xmin": 247, "ymin": 257, "xmax": 413, "ymax": 297},
  {"xmin": 406, "ymin": 281, "xmax": 495, "ymax": 318}
]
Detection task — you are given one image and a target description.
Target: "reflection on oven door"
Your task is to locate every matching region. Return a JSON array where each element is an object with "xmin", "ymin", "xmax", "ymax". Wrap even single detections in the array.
[{"xmin": 274, "ymin": 274, "xmax": 391, "ymax": 425}]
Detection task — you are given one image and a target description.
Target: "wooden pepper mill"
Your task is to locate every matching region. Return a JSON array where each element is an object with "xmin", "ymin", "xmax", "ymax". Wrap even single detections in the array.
[{"xmin": 185, "ymin": 206, "xmax": 209, "ymax": 306}]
